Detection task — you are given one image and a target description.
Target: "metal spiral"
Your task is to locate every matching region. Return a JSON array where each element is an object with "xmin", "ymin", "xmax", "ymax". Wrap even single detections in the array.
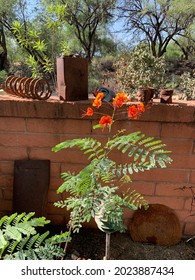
[{"xmin": 2, "ymin": 75, "xmax": 52, "ymax": 100}]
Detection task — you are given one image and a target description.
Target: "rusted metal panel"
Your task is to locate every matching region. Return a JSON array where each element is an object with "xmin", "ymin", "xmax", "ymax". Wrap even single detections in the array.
[
  {"xmin": 160, "ymin": 89, "xmax": 173, "ymax": 104},
  {"xmin": 56, "ymin": 56, "xmax": 88, "ymax": 101},
  {"xmin": 13, "ymin": 160, "xmax": 50, "ymax": 217}
]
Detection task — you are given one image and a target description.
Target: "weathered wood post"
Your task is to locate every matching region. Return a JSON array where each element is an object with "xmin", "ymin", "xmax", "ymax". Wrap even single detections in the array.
[{"xmin": 56, "ymin": 56, "xmax": 88, "ymax": 101}]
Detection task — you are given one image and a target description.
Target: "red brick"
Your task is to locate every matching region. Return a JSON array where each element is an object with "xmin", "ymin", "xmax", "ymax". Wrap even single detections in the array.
[
  {"xmin": 184, "ymin": 198, "xmax": 195, "ymax": 211},
  {"xmin": 184, "ymin": 223, "xmax": 195, "ymax": 236},
  {"xmin": 26, "ymin": 119, "xmax": 92, "ymax": 135},
  {"xmin": 47, "ymin": 202, "xmax": 65, "ymax": 215},
  {"xmin": 0, "ymin": 189, "xmax": 3, "ymax": 199},
  {"xmin": 50, "ymin": 178, "xmax": 64, "ymax": 191},
  {"xmin": 0, "ymin": 117, "xmax": 26, "ymax": 132},
  {"xmin": 145, "ymin": 196, "xmax": 185, "ymax": 210},
  {"xmin": 190, "ymin": 171, "xmax": 195, "ymax": 184},
  {"xmin": 131, "ymin": 168, "xmax": 189, "ymax": 184},
  {"xmin": 123, "ymin": 208, "xmax": 134, "ymax": 228},
  {"xmin": 0, "ymin": 199, "xmax": 12, "ymax": 211},
  {"xmin": 0, "ymin": 162, "xmax": 14, "ymax": 174},
  {"xmin": 91, "ymin": 135, "xmax": 109, "ymax": 146},
  {"xmin": 0, "ymin": 97, "xmax": 63, "ymax": 119},
  {"xmin": 123, "ymin": 207, "xmax": 134, "ymax": 220},
  {"xmin": 126, "ymin": 121, "xmax": 160, "ymax": 137},
  {"xmin": 61, "ymin": 192, "xmax": 72, "ymax": 200},
  {"xmin": 30, "ymin": 148, "xmax": 89, "ymax": 165},
  {"xmin": 0, "ymin": 147, "xmax": 27, "ymax": 161},
  {"xmin": 3, "ymin": 189, "xmax": 13, "ymax": 200},
  {"xmin": 161, "ymin": 123, "xmax": 195, "ymax": 139},
  {"xmin": 162, "ymin": 139, "xmax": 193, "ymax": 155},
  {"xmin": 175, "ymin": 210, "xmax": 194, "ymax": 222},
  {"xmin": 83, "ymin": 218, "xmax": 98, "ymax": 230},
  {"xmin": 193, "ymin": 141, "xmax": 195, "ymax": 154},
  {"xmin": 155, "ymin": 183, "xmax": 193, "ymax": 197},
  {"xmin": 48, "ymin": 190, "xmax": 62, "ymax": 203},
  {"xmin": 60, "ymin": 163, "xmax": 85, "ymax": 174},
  {"xmin": 141, "ymin": 102, "xmax": 195, "ymax": 123},
  {"xmin": 167, "ymin": 155, "xmax": 195, "ymax": 169},
  {"xmin": 0, "ymin": 133, "xmax": 61, "ymax": 148},
  {"xmin": 119, "ymin": 181, "xmax": 155, "ymax": 196},
  {"xmin": 50, "ymin": 163, "xmax": 60, "ymax": 178},
  {"xmin": 47, "ymin": 214, "xmax": 66, "ymax": 225},
  {"xmin": 0, "ymin": 175, "xmax": 13, "ymax": 187}
]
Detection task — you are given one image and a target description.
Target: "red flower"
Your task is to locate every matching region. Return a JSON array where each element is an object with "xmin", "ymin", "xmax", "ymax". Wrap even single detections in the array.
[
  {"xmin": 128, "ymin": 105, "xmax": 138, "ymax": 119},
  {"xmin": 99, "ymin": 115, "xmax": 113, "ymax": 130},
  {"xmin": 82, "ymin": 107, "xmax": 94, "ymax": 118},
  {"xmin": 113, "ymin": 93, "xmax": 128, "ymax": 108}
]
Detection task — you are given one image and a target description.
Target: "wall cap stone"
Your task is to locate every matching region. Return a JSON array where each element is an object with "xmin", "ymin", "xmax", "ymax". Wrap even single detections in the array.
[{"xmin": 0, "ymin": 94, "xmax": 195, "ymax": 123}]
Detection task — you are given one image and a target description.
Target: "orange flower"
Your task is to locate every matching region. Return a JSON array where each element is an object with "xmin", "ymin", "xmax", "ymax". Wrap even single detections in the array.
[
  {"xmin": 92, "ymin": 92, "xmax": 104, "ymax": 108},
  {"xmin": 99, "ymin": 115, "xmax": 113, "ymax": 130},
  {"xmin": 92, "ymin": 98, "xmax": 102, "ymax": 108},
  {"xmin": 138, "ymin": 103, "xmax": 145, "ymax": 113},
  {"xmin": 82, "ymin": 107, "xmax": 93, "ymax": 118},
  {"xmin": 96, "ymin": 92, "xmax": 104, "ymax": 100},
  {"xmin": 113, "ymin": 93, "xmax": 128, "ymax": 108},
  {"xmin": 128, "ymin": 105, "xmax": 138, "ymax": 119}
]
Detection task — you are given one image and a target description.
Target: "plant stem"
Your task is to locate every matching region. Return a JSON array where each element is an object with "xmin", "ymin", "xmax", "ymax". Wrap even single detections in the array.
[
  {"xmin": 62, "ymin": 226, "xmax": 72, "ymax": 259},
  {"xmin": 104, "ymin": 233, "xmax": 111, "ymax": 260}
]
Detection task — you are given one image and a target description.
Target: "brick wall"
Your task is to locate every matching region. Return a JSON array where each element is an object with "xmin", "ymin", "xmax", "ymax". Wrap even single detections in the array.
[{"xmin": 0, "ymin": 95, "xmax": 195, "ymax": 236}]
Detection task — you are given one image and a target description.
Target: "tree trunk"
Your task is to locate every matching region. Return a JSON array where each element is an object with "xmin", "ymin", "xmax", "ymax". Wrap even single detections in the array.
[{"xmin": 0, "ymin": 24, "xmax": 8, "ymax": 71}]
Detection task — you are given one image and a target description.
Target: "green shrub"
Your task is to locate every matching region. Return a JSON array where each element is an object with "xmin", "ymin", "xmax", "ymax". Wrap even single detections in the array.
[
  {"xmin": 179, "ymin": 72, "xmax": 195, "ymax": 100},
  {"xmin": 114, "ymin": 44, "xmax": 167, "ymax": 94}
]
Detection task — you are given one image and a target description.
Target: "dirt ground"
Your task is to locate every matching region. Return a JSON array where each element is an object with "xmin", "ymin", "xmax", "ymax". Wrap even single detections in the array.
[{"xmin": 66, "ymin": 228, "xmax": 195, "ymax": 260}]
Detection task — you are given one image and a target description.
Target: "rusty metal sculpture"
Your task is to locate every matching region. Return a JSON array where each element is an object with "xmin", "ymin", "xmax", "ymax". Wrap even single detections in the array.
[{"xmin": 2, "ymin": 75, "xmax": 52, "ymax": 100}]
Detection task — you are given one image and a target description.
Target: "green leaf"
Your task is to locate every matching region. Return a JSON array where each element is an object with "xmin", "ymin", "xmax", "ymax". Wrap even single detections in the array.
[
  {"xmin": 0, "ymin": 216, "xmax": 8, "ymax": 227},
  {"xmin": 47, "ymin": 232, "xmax": 71, "ymax": 245},
  {"xmin": 4, "ymin": 213, "xmax": 18, "ymax": 227},
  {"xmin": 13, "ymin": 213, "xmax": 26, "ymax": 225},
  {"xmin": 28, "ymin": 217, "xmax": 50, "ymax": 227},
  {"xmin": 26, "ymin": 233, "xmax": 40, "ymax": 249},
  {"xmin": 0, "ymin": 231, "xmax": 8, "ymax": 249},
  {"xmin": 15, "ymin": 223, "xmax": 37, "ymax": 236},
  {"xmin": 22, "ymin": 212, "xmax": 36, "ymax": 223},
  {"xmin": 93, "ymin": 124, "xmax": 102, "ymax": 129},
  {"xmin": 5, "ymin": 225, "xmax": 22, "ymax": 241},
  {"xmin": 35, "ymin": 231, "xmax": 50, "ymax": 248}
]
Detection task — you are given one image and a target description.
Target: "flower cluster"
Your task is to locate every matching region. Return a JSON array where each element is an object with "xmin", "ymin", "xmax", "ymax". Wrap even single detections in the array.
[
  {"xmin": 128, "ymin": 103, "xmax": 145, "ymax": 119},
  {"xmin": 92, "ymin": 92, "xmax": 104, "ymax": 108},
  {"xmin": 82, "ymin": 92, "xmax": 145, "ymax": 130},
  {"xmin": 113, "ymin": 93, "xmax": 128, "ymax": 108}
]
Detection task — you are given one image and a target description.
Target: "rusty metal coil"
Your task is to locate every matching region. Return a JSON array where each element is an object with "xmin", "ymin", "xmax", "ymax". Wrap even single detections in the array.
[{"xmin": 2, "ymin": 75, "xmax": 52, "ymax": 100}]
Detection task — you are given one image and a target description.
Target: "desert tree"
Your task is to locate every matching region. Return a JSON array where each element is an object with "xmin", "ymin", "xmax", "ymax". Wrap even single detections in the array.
[
  {"xmin": 0, "ymin": 23, "xmax": 8, "ymax": 71},
  {"xmin": 0, "ymin": 0, "xmax": 48, "ymax": 73},
  {"xmin": 42, "ymin": 0, "xmax": 117, "ymax": 62},
  {"xmin": 117, "ymin": 0, "xmax": 195, "ymax": 57}
]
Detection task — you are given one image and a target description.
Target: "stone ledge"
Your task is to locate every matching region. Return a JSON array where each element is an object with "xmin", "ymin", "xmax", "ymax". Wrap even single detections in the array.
[{"xmin": 0, "ymin": 94, "xmax": 195, "ymax": 123}]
